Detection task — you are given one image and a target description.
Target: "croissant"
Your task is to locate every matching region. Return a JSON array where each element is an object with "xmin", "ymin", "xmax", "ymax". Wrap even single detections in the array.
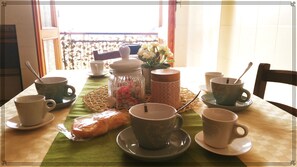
[{"xmin": 71, "ymin": 109, "xmax": 130, "ymax": 139}]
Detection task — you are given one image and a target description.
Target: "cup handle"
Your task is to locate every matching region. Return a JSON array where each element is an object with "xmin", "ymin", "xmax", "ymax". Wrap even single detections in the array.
[
  {"xmin": 229, "ymin": 123, "xmax": 249, "ymax": 144},
  {"xmin": 44, "ymin": 99, "xmax": 56, "ymax": 117},
  {"xmin": 237, "ymin": 88, "xmax": 251, "ymax": 102},
  {"xmin": 64, "ymin": 85, "xmax": 76, "ymax": 97},
  {"xmin": 174, "ymin": 114, "xmax": 183, "ymax": 130}
]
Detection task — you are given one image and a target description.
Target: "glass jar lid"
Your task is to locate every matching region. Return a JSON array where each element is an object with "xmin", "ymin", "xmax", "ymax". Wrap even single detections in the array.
[{"xmin": 110, "ymin": 45, "xmax": 142, "ymax": 73}]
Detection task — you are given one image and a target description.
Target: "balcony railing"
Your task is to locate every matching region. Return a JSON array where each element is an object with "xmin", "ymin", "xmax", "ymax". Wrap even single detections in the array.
[{"xmin": 60, "ymin": 32, "xmax": 158, "ymax": 70}]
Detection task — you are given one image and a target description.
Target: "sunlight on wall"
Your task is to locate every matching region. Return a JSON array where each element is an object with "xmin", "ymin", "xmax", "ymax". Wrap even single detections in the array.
[
  {"xmin": 175, "ymin": 3, "xmax": 221, "ymax": 71},
  {"xmin": 175, "ymin": 0, "xmax": 295, "ymax": 107}
]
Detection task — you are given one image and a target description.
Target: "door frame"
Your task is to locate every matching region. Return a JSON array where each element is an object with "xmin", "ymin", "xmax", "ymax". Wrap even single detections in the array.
[{"xmin": 32, "ymin": 0, "xmax": 62, "ymax": 76}]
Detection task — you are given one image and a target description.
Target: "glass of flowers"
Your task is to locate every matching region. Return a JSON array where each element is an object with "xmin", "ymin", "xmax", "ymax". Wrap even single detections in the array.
[{"xmin": 137, "ymin": 42, "xmax": 174, "ymax": 93}]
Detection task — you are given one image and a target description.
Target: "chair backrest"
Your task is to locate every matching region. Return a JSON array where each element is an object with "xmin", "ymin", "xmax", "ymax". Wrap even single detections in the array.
[
  {"xmin": 93, "ymin": 44, "xmax": 141, "ymax": 60},
  {"xmin": 93, "ymin": 50, "xmax": 120, "ymax": 60},
  {"xmin": 253, "ymin": 63, "xmax": 297, "ymax": 116}
]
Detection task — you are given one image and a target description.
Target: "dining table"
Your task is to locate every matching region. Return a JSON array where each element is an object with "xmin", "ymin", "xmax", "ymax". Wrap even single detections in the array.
[{"xmin": 1, "ymin": 67, "xmax": 296, "ymax": 167}]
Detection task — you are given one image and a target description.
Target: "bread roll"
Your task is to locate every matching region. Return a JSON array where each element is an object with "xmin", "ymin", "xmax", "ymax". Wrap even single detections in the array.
[{"xmin": 71, "ymin": 109, "xmax": 130, "ymax": 139}]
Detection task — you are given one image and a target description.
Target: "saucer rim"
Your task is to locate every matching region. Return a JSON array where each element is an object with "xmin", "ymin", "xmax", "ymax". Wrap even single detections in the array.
[
  {"xmin": 201, "ymin": 93, "xmax": 253, "ymax": 112},
  {"xmin": 116, "ymin": 126, "xmax": 191, "ymax": 161},
  {"xmin": 88, "ymin": 71, "xmax": 107, "ymax": 77},
  {"xmin": 54, "ymin": 95, "xmax": 76, "ymax": 110},
  {"xmin": 194, "ymin": 131, "xmax": 252, "ymax": 156},
  {"xmin": 6, "ymin": 113, "xmax": 55, "ymax": 130}
]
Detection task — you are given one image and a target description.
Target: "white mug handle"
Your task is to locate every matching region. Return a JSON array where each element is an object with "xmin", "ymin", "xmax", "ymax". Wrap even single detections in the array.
[
  {"xmin": 43, "ymin": 99, "xmax": 56, "ymax": 117},
  {"xmin": 229, "ymin": 123, "xmax": 249, "ymax": 144}
]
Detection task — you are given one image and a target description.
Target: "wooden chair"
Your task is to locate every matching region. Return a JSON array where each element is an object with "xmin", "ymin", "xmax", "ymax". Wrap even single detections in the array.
[
  {"xmin": 253, "ymin": 63, "xmax": 297, "ymax": 116},
  {"xmin": 93, "ymin": 44, "xmax": 141, "ymax": 60}
]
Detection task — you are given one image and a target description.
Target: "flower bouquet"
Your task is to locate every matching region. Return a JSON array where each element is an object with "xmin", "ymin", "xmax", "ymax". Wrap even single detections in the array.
[
  {"xmin": 137, "ymin": 42, "xmax": 174, "ymax": 69},
  {"xmin": 137, "ymin": 42, "xmax": 174, "ymax": 93}
]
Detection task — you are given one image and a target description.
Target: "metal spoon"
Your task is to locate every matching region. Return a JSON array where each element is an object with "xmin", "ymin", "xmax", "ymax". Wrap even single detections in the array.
[
  {"xmin": 25, "ymin": 61, "xmax": 44, "ymax": 83},
  {"xmin": 234, "ymin": 62, "xmax": 253, "ymax": 84},
  {"xmin": 177, "ymin": 90, "xmax": 201, "ymax": 113}
]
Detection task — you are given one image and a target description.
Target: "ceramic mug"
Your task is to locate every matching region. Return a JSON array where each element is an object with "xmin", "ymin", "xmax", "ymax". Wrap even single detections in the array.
[
  {"xmin": 35, "ymin": 77, "xmax": 75, "ymax": 103},
  {"xmin": 129, "ymin": 103, "xmax": 183, "ymax": 150},
  {"xmin": 90, "ymin": 60, "xmax": 104, "ymax": 75},
  {"xmin": 205, "ymin": 72, "xmax": 224, "ymax": 92},
  {"xmin": 14, "ymin": 95, "xmax": 56, "ymax": 126},
  {"xmin": 211, "ymin": 77, "xmax": 251, "ymax": 106},
  {"xmin": 202, "ymin": 108, "xmax": 248, "ymax": 148}
]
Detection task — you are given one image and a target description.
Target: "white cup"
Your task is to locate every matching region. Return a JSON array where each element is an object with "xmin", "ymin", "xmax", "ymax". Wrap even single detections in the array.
[
  {"xmin": 14, "ymin": 95, "xmax": 56, "ymax": 126},
  {"xmin": 205, "ymin": 72, "xmax": 223, "ymax": 92},
  {"xmin": 202, "ymin": 108, "xmax": 248, "ymax": 148},
  {"xmin": 90, "ymin": 60, "xmax": 104, "ymax": 75}
]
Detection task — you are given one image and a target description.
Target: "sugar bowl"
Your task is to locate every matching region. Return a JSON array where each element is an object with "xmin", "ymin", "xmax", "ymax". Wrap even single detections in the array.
[{"xmin": 108, "ymin": 45, "xmax": 145, "ymax": 109}]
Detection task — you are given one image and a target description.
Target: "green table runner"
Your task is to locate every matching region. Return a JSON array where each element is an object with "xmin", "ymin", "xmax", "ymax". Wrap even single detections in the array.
[{"xmin": 41, "ymin": 77, "xmax": 245, "ymax": 167}]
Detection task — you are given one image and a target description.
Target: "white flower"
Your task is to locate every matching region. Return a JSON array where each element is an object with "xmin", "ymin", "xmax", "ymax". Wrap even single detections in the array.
[{"xmin": 137, "ymin": 42, "xmax": 174, "ymax": 67}]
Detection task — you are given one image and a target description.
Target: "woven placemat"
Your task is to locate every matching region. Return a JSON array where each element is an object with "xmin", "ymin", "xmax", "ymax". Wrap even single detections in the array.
[{"xmin": 83, "ymin": 85, "xmax": 200, "ymax": 113}]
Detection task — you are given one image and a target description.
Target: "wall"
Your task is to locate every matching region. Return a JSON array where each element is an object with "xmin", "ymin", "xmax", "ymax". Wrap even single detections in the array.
[
  {"xmin": 217, "ymin": 2, "xmax": 295, "ymax": 106},
  {"xmin": 174, "ymin": 1, "xmax": 295, "ymax": 107},
  {"xmin": 2, "ymin": 0, "xmax": 38, "ymax": 89}
]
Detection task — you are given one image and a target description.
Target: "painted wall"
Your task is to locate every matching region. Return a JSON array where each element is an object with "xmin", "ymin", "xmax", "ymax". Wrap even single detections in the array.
[
  {"xmin": 2, "ymin": 0, "xmax": 38, "ymax": 89},
  {"xmin": 174, "ymin": 1, "xmax": 296, "ymax": 107}
]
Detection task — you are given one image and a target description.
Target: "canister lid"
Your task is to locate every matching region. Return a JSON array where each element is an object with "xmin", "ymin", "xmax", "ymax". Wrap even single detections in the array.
[
  {"xmin": 151, "ymin": 69, "xmax": 180, "ymax": 82},
  {"xmin": 110, "ymin": 45, "xmax": 142, "ymax": 72}
]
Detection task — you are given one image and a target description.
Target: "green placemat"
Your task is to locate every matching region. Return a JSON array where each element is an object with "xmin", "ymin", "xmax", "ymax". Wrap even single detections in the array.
[{"xmin": 41, "ymin": 77, "xmax": 245, "ymax": 167}]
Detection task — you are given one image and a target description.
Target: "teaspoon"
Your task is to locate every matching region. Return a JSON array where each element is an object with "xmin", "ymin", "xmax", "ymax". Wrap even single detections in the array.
[
  {"xmin": 25, "ymin": 61, "xmax": 44, "ymax": 83},
  {"xmin": 177, "ymin": 90, "xmax": 201, "ymax": 113},
  {"xmin": 234, "ymin": 62, "xmax": 253, "ymax": 84}
]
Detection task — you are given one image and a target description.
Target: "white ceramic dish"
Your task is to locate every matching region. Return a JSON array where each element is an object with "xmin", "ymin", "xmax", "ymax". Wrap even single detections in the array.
[
  {"xmin": 195, "ymin": 131, "xmax": 252, "ymax": 156},
  {"xmin": 6, "ymin": 113, "xmax": 55, "ymax": 130},
  {"xmin": 201, "ymin": 93, "xmax": 252, "ymax": 112},
  {"xmin": 116, "ymin": 127, "xmax": 191, "ymax": 162}
]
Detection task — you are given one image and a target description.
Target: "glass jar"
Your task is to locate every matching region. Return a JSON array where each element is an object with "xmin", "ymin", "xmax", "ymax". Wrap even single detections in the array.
[{"xmin": 108, "ymin": 45, "xmax": 145, "ymax": 109}]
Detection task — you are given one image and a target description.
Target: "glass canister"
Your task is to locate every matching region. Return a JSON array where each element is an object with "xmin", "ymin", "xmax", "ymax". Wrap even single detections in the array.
[
  {"xmin": 108, "ymin": 45, "xmax": 145, "ymax": 109},
  {"xmin": 151, "ymin": 69, "xmax": 181, "ymax": 108}
]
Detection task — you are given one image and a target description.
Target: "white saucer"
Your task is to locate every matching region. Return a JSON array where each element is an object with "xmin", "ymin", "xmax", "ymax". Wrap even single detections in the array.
[
  {"xmin": 6, "ymin": 113, "xmax": 55, "ymax": 130},
  {"xmin": 116, "ymin": 127, "xmax": 191, "ymax": 162},
  {"xmin": 201, "ymin": 93, "xmax": 253, "ymax": 112},
  {"xmin": 54, "ymin": 95, "xmax": 76, "ymax": 110},
  {"xmin": 88, "ymin": 71, "xmax": 107, "ymax": 77},
  {"xmin": 194, "ymin": 131, "xmax": 252, "ymax": 156}
]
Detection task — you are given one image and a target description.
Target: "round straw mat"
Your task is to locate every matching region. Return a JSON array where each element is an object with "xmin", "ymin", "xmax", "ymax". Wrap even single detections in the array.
[{"xmin": 83, "ymin": 85, "xmax": 200, "ymax": 113}]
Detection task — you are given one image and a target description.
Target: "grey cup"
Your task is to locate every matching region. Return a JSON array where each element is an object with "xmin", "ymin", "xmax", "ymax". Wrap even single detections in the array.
[
  {"xmin": 211, "ymin": 77, "xmax": 251, "ymax": 106},
  {"xmin": 129, "ymin": 103, "xmax": 183, "ymax": 150},
  {"xmin": 35, "ymin": 77, "xmax": 75, "ymax": 103}
]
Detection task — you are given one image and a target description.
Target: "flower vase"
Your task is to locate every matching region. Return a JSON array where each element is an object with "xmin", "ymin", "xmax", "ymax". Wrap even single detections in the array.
[
  {"xmin": 142, "ymin": 67, "xmax": 154, "ymax": 94},
  {"xmin": 142, "ymin": 66, "xmax": 169, "ymax": 94}
]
